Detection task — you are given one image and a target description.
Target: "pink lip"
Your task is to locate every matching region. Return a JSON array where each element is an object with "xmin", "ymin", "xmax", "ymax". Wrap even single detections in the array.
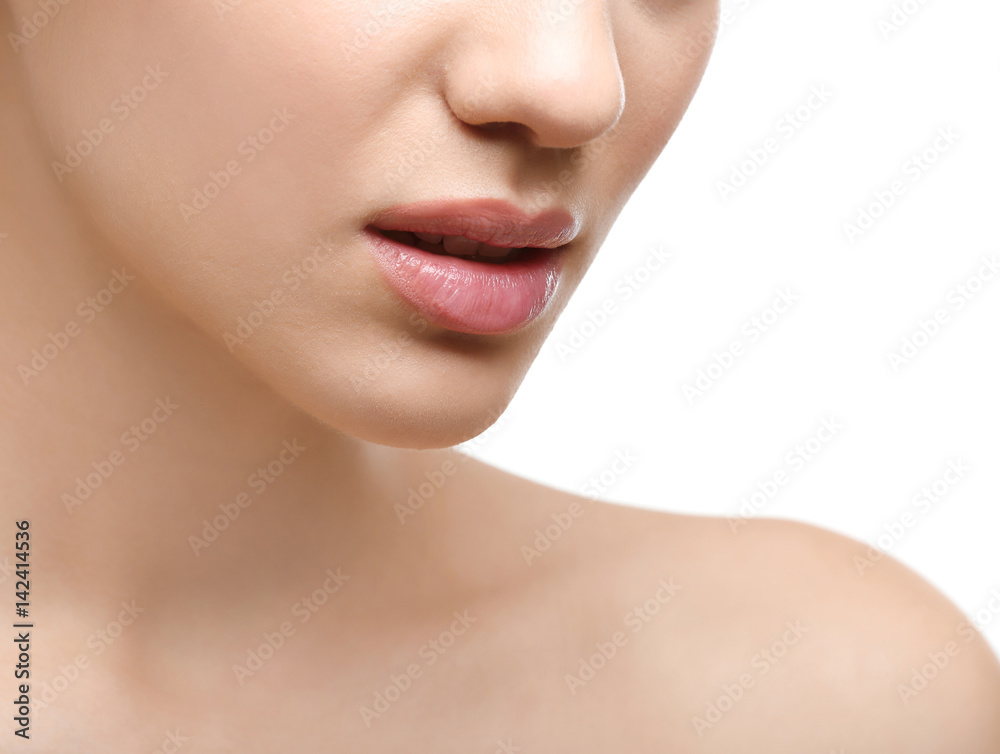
[
  {"xmin": 369, "ymin": 199, "xmax": 580, "ymax": 249},
  {"xmin": 364, "ymin": 199, "xmax": 577, "ymax": 335}
]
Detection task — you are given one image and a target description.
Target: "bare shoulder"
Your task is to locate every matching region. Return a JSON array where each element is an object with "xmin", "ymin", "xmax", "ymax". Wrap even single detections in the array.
[
  {"xmin": 565, "ymin": 500, "xmax": 1000, "ymax": 751},
  {"xmin": 441, "ymin": 457, "xmax": 999, "ymax": 750}
]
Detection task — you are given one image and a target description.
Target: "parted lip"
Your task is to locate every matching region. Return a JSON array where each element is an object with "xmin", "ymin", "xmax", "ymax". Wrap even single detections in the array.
[{"xmin": 367, "ymin": 198, "xmax": 580, "ymax": 249}]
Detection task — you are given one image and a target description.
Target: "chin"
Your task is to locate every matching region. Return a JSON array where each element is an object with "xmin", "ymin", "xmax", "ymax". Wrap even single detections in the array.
[
  {"xmin": 304, "ymin": 378, "xmax": 516, "ymax": 451},
  {"xmin": 347, "ymin": 400, "xmax": 510, "ymax": 450},
  {"xmin": 239, "ymin": 330, "xmax": 527, "ymax": 450}
]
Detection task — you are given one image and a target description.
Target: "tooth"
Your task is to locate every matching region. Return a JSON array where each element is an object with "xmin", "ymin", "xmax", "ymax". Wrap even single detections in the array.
[
  {"xmin": 382, "ymin": 229, "xmax": 412, "ymax": 244},
  {"xmin": 415, "ymin": 232, "xmax": 443, "ymax": 244},
  {"xmin": 477, "ymin": 244, "xmax": 512, "ymax": 258},
  {"xmin": 414, "ymin": 239, "xmax": 444, "ymax": 254},
  {"xmin": 442, "ymin": 235, "xmax": 480, "ymax": 256}
]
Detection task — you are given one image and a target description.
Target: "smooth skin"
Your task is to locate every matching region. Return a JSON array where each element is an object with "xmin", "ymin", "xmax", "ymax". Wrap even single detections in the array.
[{"xmin": 1, "ymin": 1, "xmax": 998, "ymax": 751}]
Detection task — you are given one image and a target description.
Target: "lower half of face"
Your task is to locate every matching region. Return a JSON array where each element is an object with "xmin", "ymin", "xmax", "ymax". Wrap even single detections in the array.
[{"xmin": 8, "ymin": 0, "xmax": 717, "ymax": 448}]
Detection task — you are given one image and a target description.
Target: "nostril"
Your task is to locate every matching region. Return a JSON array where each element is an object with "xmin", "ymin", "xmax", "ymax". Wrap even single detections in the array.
[{"xmin": 471, "ymin": 120, "xmax": 535, "ymax": 144}]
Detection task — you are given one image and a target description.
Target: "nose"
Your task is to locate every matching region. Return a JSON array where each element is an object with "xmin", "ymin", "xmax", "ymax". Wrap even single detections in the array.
[{"xmin": 443, "ymin": 3, "xmax": 625, "ymax": 150}]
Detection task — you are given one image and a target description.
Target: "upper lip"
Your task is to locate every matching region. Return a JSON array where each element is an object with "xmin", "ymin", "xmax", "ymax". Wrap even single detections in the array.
[{"xmin": 367, "ymin": 198, "xmax": 580, "ymax": 249}]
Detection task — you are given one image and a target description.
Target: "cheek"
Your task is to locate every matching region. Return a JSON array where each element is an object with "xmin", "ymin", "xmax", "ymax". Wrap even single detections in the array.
[
  {"xmin": 620, "ymin": 4, "xmax": 718, "ymax": 177},
  {"xmin": 19, "ymin": 2, "xmax": 417, "ymax": 323}
]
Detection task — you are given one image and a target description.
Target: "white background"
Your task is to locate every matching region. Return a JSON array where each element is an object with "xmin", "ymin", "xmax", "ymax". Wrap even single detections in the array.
[{"xmin": 459, "ymin": 0, "xmax": 1000, "ymax": 654}]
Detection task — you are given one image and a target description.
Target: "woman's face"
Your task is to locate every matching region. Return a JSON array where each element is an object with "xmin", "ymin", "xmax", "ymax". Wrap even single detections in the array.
[{"xmin": 8, "ymin": 0, "xmax": 717, "ymax": 448}]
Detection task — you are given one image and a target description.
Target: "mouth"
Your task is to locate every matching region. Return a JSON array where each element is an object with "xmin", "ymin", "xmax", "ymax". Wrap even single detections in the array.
[
  {"xmin": 363, "ymin": 198, "xmax": 579, "ymax": 336},
  {"xmin": 369, "ymin": 228, "xmax": 530, "ymax": 264}
]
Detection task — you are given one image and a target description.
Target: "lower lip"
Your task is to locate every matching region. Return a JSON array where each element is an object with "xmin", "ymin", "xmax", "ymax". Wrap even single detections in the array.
[{"xmin": 364, "ymin": 229, "xmax": 564, "ymax": 335}]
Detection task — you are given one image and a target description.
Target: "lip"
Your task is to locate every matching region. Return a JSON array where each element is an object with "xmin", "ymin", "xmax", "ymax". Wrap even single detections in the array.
[
  {"xmin": 368, "ymin": 198, "xmax": 580, "ymax": 249},
  {"xmin": 365, "ymin": 199, "xmax": 578, "ymax": 336}
]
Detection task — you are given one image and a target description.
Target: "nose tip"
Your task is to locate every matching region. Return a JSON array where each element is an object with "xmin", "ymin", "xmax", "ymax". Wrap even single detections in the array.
[{"xmin": 444, "ymin": 10, "xmax": 626, "ymax": 150}]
